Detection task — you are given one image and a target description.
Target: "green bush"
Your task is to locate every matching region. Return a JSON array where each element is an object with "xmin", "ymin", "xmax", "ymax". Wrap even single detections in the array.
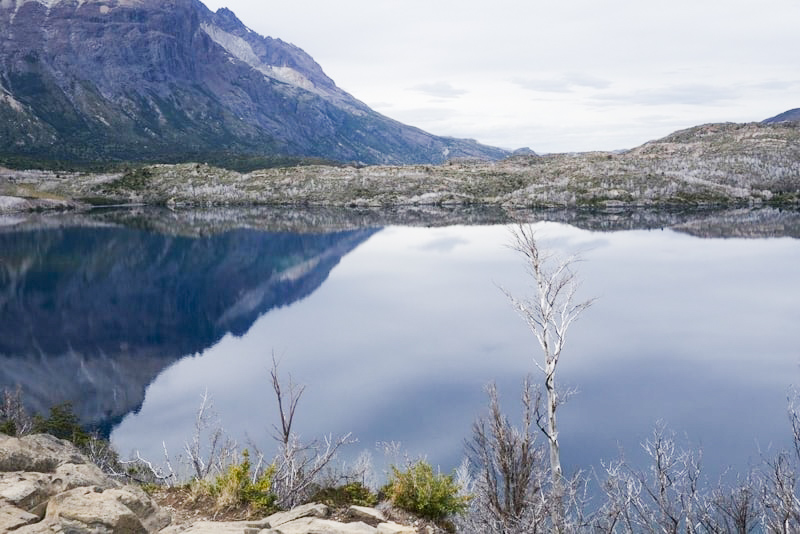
[
  {"xmin": 198, "ymin": 450, "xmax": 277, "ymax": 514},
  {"xmin": 384, "ymin": 460, "xmax": 470, "ymax": 521},
  {"xmin": 309, "ymin": 481, "xmax": 378, "ymax": 508},
  {"xmin": 0, "ymin": 420, "xmax": 16, "ymax": 436}
]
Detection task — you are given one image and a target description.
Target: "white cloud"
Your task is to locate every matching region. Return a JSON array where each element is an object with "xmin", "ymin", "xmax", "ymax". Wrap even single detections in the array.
[
  {"xmin": 409, "ymin": 81, "xmax": 468, "ymax": 99},
  {"xmin": 200, "ymin": 0, "xmax": 800, "ymax": 153}
]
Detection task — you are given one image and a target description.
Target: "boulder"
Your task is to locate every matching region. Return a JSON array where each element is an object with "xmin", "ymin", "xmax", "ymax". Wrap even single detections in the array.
[
  {"xmin": 159, "ymin": 521, "xmax": 263, "ymax": 534},
  {"xmin": 377, "ymin": 522, "xmax": 417, "ymax": 534},
  {"xmin": 347, "ymin": 505, "xmax": 387, "ymax": 523},
  {"xmin": 0, "ymin": 433, "xmax": 86, "ymax": 473},
  {"xmin": 0, "ymin": 500, "xmax": 39, "ymax": 531},
  {"xmin": 0, "ymin": 463, "xmax": 113, "ymax": 512},
  {"xmin": 0, "ymin": 434, "xmax": 170, "ymax": 533},
  {"xmin": 268, "ymin": 517, "xmax": 377, "ymax": 534},
  {"xmin": 43, "ymin": 486, "xmax": 150, "ymax": 533},
  {"xmin": 265, "ymin": 502, "xmax": 330, "ymax": 527},
  {"xmin": 10, "ymin": 484, "xmax": 171, "ymax": 534}
]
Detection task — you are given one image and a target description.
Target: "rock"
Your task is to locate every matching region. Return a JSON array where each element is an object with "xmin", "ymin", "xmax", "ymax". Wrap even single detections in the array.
[
  {"xmin": 269, "ymin": 517, "xmax": 377, "ymax": 534},
  {"xmin": 43, "ymin": 486, "xmax": 148, "ymax": 533},
  {"xmin": 104, "ymin": 486, "xmax": 172, "ymax": 533},
  {"xmin": 0, "ymin": 472, "xmax": 51, "ymax": 510},
  {"xmin": 265, "ymin": 502, "xmax": 330, "ymax": 527},
  {"xmin": 0, "ymin": 435, "xmax": 430, "ymax": 534},
  {"xmin": 0, "ymin": 462, "xmax": 114, "ymax": 513},
  {"xmin": 165, "ymin": 515, "xmax": 381, "ymax": 534},
  {"xmin": 0, "ymin": 435, "xmax": 118, "ymax": 514},
  {"xmin": 0, "ymin": 433, "xmax": 85, "ymax": 473},
  {"xmin": 54, "ymin": 459, "xmax": 117, "ymax": 488},
  {"xmin": 0, "ymin": 500, "xmax": 39, "ymax": 531},
  {"xmin": 39, "ymin": 485, "xmax": 171, "ymax": 533},
  {"xmin": 0, "ymin": 433, "xmax": 170, "ymax": 533},
  {"xmin": 377, "ymin": 522, "xmax": 417, "ymax": 534},
  {"xmin": 347, "ymin": 505, "xmax": 387, "ymax": 523},
  {"xmin": 160, "ymin": 521, "xmax": 263, "ymax": 534}
]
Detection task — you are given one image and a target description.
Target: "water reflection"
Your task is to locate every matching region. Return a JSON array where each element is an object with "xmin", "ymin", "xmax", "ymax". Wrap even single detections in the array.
[
  {"xmin": 0, "ymin": 219, "xmax": 377, "ymax": 431},
  {"xmin": 2, "ymin": 207, "xmax": 800, "ymax": 484},
  {"xmin": 113, "ymin": 219, "xmax": 798, "ymax": 482}
]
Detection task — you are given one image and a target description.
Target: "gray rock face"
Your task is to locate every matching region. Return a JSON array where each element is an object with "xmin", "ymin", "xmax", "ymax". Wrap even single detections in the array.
[
  {"xmin": 0, "ymin": 433, "xmax": 171, "ymax": 533},
  {"xmin": 0, "ymin": 0, "xmax": 507, "ymax": 166}
]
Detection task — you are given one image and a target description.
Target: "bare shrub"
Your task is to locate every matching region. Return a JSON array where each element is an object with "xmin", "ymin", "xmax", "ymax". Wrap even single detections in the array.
[
  {"xmin": 459, "ymin": 380, "xmax": 548, "ymax": 533},
  {"xmin": 182, "ymin": 389, "xmax": 237, "ymax": 480},
  {"xmin": 0, "ymin": 385, "xmax": 33, "ymax": 436},
  {"xmin": 267, "ymin": 356, "xmax": 354, "ymax": 508},
  {"xmin": 595, "ymin": 423, "xmax": 709, "ymax": 533},
  {"xmin": 699, "ymin": 475, "xmax": 762, "ymax": 534}
]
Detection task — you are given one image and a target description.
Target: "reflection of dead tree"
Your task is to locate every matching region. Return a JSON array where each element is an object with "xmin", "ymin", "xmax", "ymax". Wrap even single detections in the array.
[
  {"xmin": 269, "ymin": 356, "xmax": 353, "ymax": 508},
  {"xmin": 501, "ymin": 224, "xmax": 595, "ymax": 529}
]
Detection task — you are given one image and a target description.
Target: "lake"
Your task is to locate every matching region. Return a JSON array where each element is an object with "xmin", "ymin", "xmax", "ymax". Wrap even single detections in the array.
[{"xmin": 2, "ymin": 206, "xmax": 799, "ymax": 486}]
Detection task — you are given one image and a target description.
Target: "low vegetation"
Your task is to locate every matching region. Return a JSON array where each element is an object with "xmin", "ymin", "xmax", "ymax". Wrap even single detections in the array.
[
  {"xmin": 187, "ymin": 449, "xmax": 278, "ymax": 515},
  {"xmin": 383, "ymin": 460, "xmax": 470, "ymax": 522},
  {"xmin": 2, "ymin": 122, "xmax": 799, "ymax": 211}
]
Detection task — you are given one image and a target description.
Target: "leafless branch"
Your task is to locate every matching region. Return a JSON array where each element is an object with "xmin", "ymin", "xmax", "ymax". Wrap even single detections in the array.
[{"xmin": 269, "ymin": 357, "xmax": 355, "ymax": 508}]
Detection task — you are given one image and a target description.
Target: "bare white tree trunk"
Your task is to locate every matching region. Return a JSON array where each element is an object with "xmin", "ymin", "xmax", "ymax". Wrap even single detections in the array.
[{"xmin": 502, "ymin": 224, "xmax": 595, "ymax": 530}]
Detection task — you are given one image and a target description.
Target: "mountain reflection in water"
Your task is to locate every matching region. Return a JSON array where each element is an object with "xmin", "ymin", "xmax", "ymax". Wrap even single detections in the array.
[
  {"xmin": 2, "ymin": 206, "xmax": 800, "ymax": 484},
  {"xmin": 0, "ymin": 216, "xmax": 377, "ymax": 432}
]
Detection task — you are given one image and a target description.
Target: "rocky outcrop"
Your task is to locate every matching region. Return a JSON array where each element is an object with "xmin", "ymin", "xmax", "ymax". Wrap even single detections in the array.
[
  {"xmin": 0, "ymin": 434, "xmax": 430, "ymax": 533},
  {"xmin": 162, "ymin": 502, "xmax": 422, "ymax": 534},
  {"xmin": 0, "ymin": 433, "xmax": 171, "ymax": 532}
]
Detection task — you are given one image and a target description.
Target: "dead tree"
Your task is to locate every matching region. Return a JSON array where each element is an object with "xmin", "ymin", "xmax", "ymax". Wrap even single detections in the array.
[
  {"xmin": 501, "ymin": 224, "xmax": 595, "ymax": 528},
  {"xmin": 0, "ymin": 385, "xmax": 33, "ymax": 435},
  {"xmin": 269, "ymin": 356, "xmax": 353, "ymax": 508},
  {"xmin": 461, "ymin": 379, "xmax": 549, "ymax": 533}
]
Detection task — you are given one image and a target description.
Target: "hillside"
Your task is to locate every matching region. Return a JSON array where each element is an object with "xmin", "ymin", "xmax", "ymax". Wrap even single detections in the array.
[
  {"xmin": 763, "ymin": 108, "xmax": 800, "ymax": 124},
  {"xmin": 3, "ymin": 120, "xmax": 797, "ymax": 209},
  {"xmin": 0, "ymin": 0, "xmax": 507, "ymax": 168}
]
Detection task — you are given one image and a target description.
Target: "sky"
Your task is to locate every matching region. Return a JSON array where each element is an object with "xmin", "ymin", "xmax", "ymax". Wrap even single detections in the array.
[{"xmin": 201, "ymin": 0, "xmax": 800, "ymax": 154}]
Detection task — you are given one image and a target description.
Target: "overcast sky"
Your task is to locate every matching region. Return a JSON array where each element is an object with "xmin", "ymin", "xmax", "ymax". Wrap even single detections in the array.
[{"xmin": 201, "ymin": 0, "xmax": 799, "ymax": 153}]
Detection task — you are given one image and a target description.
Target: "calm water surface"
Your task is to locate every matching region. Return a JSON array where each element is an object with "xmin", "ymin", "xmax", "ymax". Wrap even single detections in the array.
[{"xmin": 2, "ymin": 209, "xmax": 799, "ymax": 483}]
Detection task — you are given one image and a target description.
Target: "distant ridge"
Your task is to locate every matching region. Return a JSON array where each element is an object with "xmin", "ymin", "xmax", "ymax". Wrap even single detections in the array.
[
  {"xmin": 763, "ymin": 108, "xmax": 800, "ymax": 124},
  {"xmin": 0, "ymin": 0, "xmax": 507, "ymax": 168}
]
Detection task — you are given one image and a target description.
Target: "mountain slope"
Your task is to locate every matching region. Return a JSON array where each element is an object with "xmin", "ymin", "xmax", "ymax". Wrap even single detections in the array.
[
  {"xmin": 763, "ymin": 108, "xmax": 800, "ymax": 124},
  {"xmin": 0, "ymin": 0, "xmax": 507, "ymax": 167}
]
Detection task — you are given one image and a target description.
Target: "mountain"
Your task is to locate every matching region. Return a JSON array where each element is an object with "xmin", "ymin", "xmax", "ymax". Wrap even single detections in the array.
[
  {"xmin": 0, "ymin": 0, "xmax": 507, "ymax": 168},
  {"xmin": 763, "ymin": 108, "xmax": 800, "ymax": 124}
]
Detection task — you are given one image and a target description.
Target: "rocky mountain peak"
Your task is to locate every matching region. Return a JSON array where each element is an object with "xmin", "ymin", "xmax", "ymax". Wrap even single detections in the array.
[{"xmin": 0, "ymin": 0, "xmax": 507, "ymax": 167}]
